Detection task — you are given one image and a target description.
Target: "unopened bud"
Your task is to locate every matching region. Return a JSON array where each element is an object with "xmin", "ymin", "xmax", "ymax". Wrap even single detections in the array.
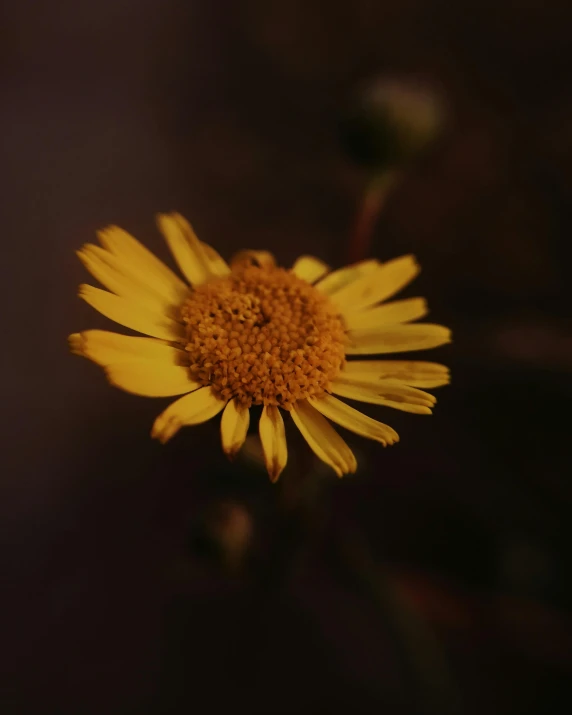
[{"xmin": 340, "ymin": 79, "xmax": 446, "ymax": 170}]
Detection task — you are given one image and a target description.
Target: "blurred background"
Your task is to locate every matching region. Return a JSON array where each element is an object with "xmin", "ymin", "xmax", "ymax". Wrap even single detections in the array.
[{"xmin": 1, "ymin": 1, "xmax": 571, "ymax": 713}]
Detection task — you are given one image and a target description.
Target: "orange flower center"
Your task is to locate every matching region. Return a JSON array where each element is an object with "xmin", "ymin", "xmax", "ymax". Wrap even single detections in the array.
[{"xmin": 180, "ymin": 265, "xmax": 347, "ymax": 409}]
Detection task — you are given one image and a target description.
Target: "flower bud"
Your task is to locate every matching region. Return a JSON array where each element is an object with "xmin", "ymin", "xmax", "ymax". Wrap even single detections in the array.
[{"xmin": 340, "ymin": 79, "xmax": 446, "ymax": 170}]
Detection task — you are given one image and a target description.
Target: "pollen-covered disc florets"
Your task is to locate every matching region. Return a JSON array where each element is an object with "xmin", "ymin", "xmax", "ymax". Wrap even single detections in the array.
[{"xmin": 181, "ymin": 265, "xmax": 347, "ymax": 409}]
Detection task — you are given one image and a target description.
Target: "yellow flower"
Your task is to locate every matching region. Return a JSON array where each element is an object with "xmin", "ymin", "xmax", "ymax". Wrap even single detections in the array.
[{"xmin": 70, "ymin": 213, "xmax": 451, "ymax": 481}]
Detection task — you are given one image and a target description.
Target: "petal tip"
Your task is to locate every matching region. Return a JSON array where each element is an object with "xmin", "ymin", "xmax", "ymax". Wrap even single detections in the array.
[
  {"xmin": 224, "ymin": 445, "xmax": 241, "ymax": 462},
  {"xmin": 96, "ymin": 226, "xmax": 119, "ymax": 248},
  {"xmin": 267, "ymin": 462, "xmax": 284, "ymax": 483},
  {"xmin": 151, "ymin": 416, "xmax": 181, "ymax": 444},
  {"xmin": 155, "ymin": 212, "xmax": 170, "ymax": 228},
  {"xmin": 68, "ymin": 332, "xmax": 84, "ymax": 355}
]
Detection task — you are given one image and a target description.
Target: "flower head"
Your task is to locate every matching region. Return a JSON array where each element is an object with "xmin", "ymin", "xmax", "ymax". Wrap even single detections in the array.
[{"xmin": 70, "ymin": 213, "xmax": 451, "ymax": 481}]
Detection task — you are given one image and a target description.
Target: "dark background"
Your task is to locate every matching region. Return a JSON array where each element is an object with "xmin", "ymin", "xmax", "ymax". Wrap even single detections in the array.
[{"xmin": 2, "ymin": 1, "xmax": 571, "ymax": 713}]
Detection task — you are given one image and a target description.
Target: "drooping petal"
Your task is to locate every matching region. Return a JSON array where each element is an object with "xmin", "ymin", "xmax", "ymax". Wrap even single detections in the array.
[
  {"xmin": 157, "ymin": 213, "xmax": 222, "ymax": 286},
  {"xmin": 105, "ymin": 362, "xmax": 200, "ymax": 397},
  {"xmin": 97, "ymin": 225, "xmax": 189, "ymax": 303},
  {"xmin": 220, "ymin": 399, "xmax": 250, "ymax": 459},
  {"xmin": 151, "ymin": 387, "xmax": 226, "ymax": 443},
  {"xmin": 330, "ymin": 255, "xmax": 420, "ymax": 312},
  {"xmin": 343, "ymin": 297, "xmax": 428, "ymax": 330},
  {"xmin": 309, "ymin": 395, "xmax": 399, "ymax": 446},
  {"xmin": 69, "ymin": 330, "xmax": 186, "ymax": 367},
  {"xmin": 258, "ymin": 405, "xmax": 288, "ymax": 482},
  {"xmin": 291, "ymin": 400, "xmax": 356, "ymax": 477},
  {"xmin": 230, "ymin": 250, "xmax": 276, "ymax": 270},
  {"xmin": 345, "ymin": 323, "xmax": 451, "ymax": 354},
  {"xmin": 341, "ymin": 360, "xmax": 450, "ymax": 388},
  {"xmin": 77, "ymin": 244, "xmax": 176, "ymax": 315},
  {"xmin": 315, "ymin": 259, "xmax": 379, "ymax": 296},
  {"xmin": 291, "ymin": 255, "xmax": 330, "ymax": 284},
  {"xmin": 79, "ymin": 285, "xmax": 184, "ymax": 341},
  {"xmin": 331, "ymin": 379, "xmax": 436, "ymax": 414}
]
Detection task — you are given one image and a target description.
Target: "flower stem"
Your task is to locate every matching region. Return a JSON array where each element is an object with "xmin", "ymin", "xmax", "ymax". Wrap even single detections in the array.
[{"xmin": 348, "ymin": 171, "xmax": 399, "ymax": 263}]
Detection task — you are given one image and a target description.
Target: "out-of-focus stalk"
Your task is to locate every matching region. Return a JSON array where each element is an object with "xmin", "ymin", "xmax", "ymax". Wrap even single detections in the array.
[{"xmin": 347, "ymin": 171, "xmax": 400, "ymax": 263}]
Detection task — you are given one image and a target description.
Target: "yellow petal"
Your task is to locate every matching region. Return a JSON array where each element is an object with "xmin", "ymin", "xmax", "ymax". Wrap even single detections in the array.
[
  {"xmin": 97, "ymin": 225, "xmax": 189, "ymax": 304},
  {"xmin": 343, "ymin": 297, "xmax": 428, "ymax": 330},
  {"xmin": 258, "ymin": 405, "xmax": 288, "ymax": 482},
  {"xmin": 220, "ymin": 400, "xmax": 250, "ymax": 459},
  {"xmin": 330, "ymin": 255, "xmax": 420, "ymax": 312},
  {"xmin": 345, "ymin": 323, "xmax": 451, "ymax": 354},
  {"xmin": 77, "ymin": 244, "xmax": 176, "ymax": 315},
  {"xmin": 309, "ymin": 394, "xmax": 399, "ymax": 446},
  {"xmin": 201, "ymin": 241, "xmax": 231, "ymax": 278},
  {"xmin": 366, "ymin": 254, "xmax": 421, "ymax": 305},
  {"xmin": 316, "ymin": 259, "xmax": 379, "ymax": 296},
  {"xmin": 69, "ymin": 330, "xmax": 186, "ymax": 367},
  {"xmin": 230, "ymin": 250, "xmax": 276, "ymax": 271},
  {"xmin": 341, "ymin": 360, "xmax": 450, "ymax": 388},
  {"xmin": 291, "ymin": 400, "xmax": 356, "ymax": 477},
  {"xmin": 105, "ymin": 362, "xmax": 200, "ymax": 397},
  {"xmin": 331, "ymin": 379, "xmax": 436, "ymax": 414},
  {"xmin": 79, "ymin": 284, "xmax": 184, "ymax": 341},
  {"xmin": 69, "ymin": 333, "xmax": 84, "ymax": 356},
  {"xmin": 151, "ymin": 387, "xmax": 226, "ymax": 443},
  {"xmin": 291, "ymin": 255, "xmax": 330, "ymax": 284},
  {"xmin": 157, "ymin": 213, "xmax": 218, "ymax": 286}
]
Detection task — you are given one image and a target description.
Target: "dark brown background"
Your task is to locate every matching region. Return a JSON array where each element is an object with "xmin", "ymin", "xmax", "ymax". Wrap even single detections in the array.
[{"xmin": 2, "ymin": 1, "xmax": 571, "ymax": 714}]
